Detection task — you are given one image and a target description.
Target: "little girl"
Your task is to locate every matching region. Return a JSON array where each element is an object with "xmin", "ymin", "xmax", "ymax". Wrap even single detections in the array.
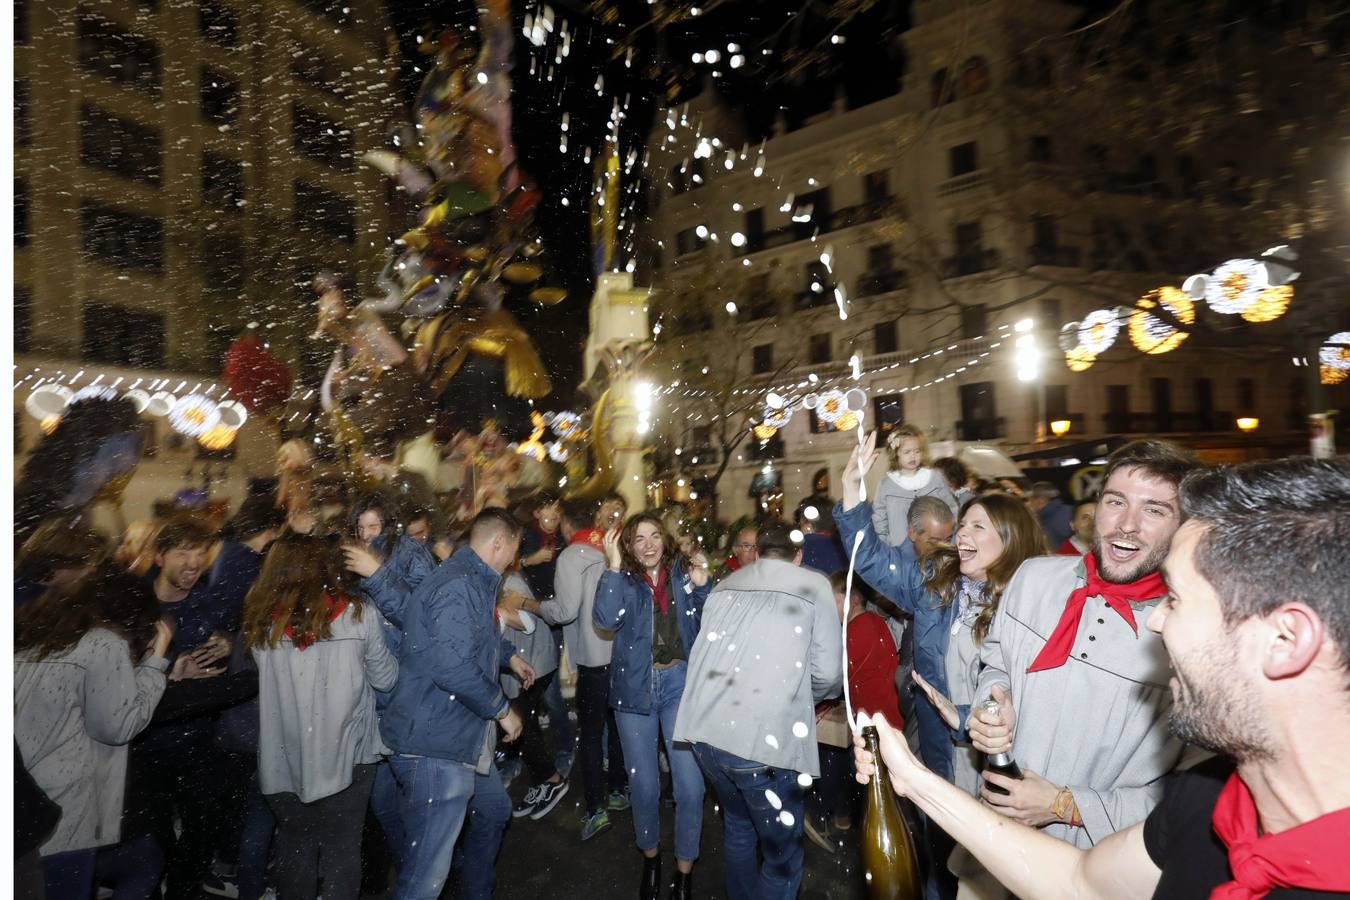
[{"xmin": 871, "ymin": 424, "xmax": 960, "ymax": 545}]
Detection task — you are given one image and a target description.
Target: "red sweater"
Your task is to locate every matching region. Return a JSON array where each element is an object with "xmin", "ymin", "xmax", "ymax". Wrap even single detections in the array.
[
  {"xmin": 1056, "ymin": 537, "xmax": 1088, "ymax": 556},
  {"xmin": 847, "ymin": 611, "xmax": 902, "ymax": 727}
]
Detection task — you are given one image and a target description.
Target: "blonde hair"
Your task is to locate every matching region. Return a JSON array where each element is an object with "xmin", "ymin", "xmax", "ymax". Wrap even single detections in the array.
[{"xmin": 886, "ymin": 423, "xmax": 930, "ymax": 470}]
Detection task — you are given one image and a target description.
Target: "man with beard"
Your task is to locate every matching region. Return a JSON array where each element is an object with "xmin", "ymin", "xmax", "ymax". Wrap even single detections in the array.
[
  {"xmin": 853, "ymin": 455, "xmax": 1350, "ymax": 898},
  {"xmin": 964, "ymin": 440, "xmax": 1198, "ymax": 852}
]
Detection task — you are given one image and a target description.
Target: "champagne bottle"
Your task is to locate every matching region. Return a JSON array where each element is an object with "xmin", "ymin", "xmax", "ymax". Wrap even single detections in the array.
[
  {"xmin": 861, "ymin": 725, "xmax": 923, "ymax": 900},
  {"xmin": 980, "ymin": 697, "xmax": 1023, "ymax": 795}
]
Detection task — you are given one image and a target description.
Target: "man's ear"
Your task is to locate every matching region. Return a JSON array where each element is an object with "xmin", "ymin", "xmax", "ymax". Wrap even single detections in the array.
[{"xmin": 1263, "ymin": 602, "xmax": 1325, "ymax": 680}]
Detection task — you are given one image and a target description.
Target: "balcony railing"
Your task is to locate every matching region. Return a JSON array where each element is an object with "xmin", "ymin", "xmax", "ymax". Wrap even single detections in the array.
[
  {"xmin": 1026, "ymin": 244, "xmax": 1082, "ymax": 268},
  {"xmin": 941, "ymin": 248, "xmax": 1001, "ymax": 278},
  {"xmin": 739, "ymin": 197, "xmax": 901, "ymax": 256},
  {"xmin": 855, "ymin": 269, "xmax": 908, "ymax": 298},
  {"xmin": 1101, "ymin": 411, "xmax": 1237, "ymax": 434},
  {"xmin": 936, "ymin": 170, "xmax": 990, "ymax": 197}
]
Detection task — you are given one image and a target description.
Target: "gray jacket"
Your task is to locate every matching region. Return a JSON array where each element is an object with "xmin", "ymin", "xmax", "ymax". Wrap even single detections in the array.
[
  {"xmin": 253, "ymin": 601, "xmax": 398, "ymax": 803},
  {"xmin": 15, "ymin": 629, "xmax": 168, "ymax": 854},
  {"xmin": 673, "ymin": 557, "xmax": 843, "ymax": 776},
  {"xmin": 501, "ymin": 572, "xmax": 559, "ymax": 699},
  {"xmin": 872, "ymin": 469, "xmax": 960, "ymax": 545},
  {"xmin": 540, "ymin": 539, "xmax": 615, "ymax": 668}
]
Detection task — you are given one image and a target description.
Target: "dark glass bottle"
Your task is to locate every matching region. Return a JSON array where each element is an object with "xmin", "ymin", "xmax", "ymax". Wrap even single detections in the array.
[
  {"xmin": 981, "ymin": 697, "xmax": 1023, "ymax": 795},
  {"xmin": 861, "ymin": 726, "xmax": 923, "ymax": 900}
]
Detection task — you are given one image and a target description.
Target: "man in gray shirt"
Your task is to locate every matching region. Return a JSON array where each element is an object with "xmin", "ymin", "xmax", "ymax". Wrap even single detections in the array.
[{"xmin": 674, "ymin": 523, "xmax": 843, "ymax": 899}]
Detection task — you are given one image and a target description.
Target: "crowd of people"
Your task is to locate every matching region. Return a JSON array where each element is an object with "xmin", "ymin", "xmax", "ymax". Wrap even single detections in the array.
[{"xmin": 13, "ymin": 406, "xmax": 1350, "ymax": 900}]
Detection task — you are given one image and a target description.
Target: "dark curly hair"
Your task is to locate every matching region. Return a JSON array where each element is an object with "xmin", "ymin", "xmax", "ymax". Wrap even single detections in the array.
[{"xmin": 16, "ymin": 565, "xmax": 161, "ymax": 662}]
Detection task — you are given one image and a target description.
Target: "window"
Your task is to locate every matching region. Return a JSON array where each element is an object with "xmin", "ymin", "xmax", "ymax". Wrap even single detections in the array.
[
  {"xmin": 15, "ymin": 0, "xmax": 28, "ymax": 44},
  {"xmin": 15, "ymin": 80, "xmax": 31, "ymax": 146},
  {"xmin": 77, "ymin": 12, "xmax": 160, "ymax": 97},
  {"xmin": 198, "ymin": 0, "xmax": 240, "ymax": 48},
  {"xmin": 955, "ymin": 221, "xmax": 983, "ymax": 256},
  {"xmin": 293, "ymin": 180, "xmax": 356, "ymax": 243},
  {"xmin": 675, "ymin": 226, "xmax": 706, "ymax": 256},
  {"xmin": 743, "ymin": 207, "xmax": 764, "ymax": 252},
  {"xmin": 949, "ymin": 142, "xmax": 978, "ymax": 177},
  {"xmin": 202, "ymin": 152, "xmax": 245, "ymax": 211},
  {"xmin": 1032, "ymin": 214, "xmax": 1058, "ymax": 249},
  {"xmin": 1105, "ymin": 384, "xmax": 1130, "ymax": 431},
  {"xmin": 1151, "ymin": 378, "xmax": 1173, "ymax": 430},
  {"xmin": 794, "ymin": 187, "xmax": 831, "ymax": 236},
  {"xmin": 81, "ymin": 201, "xmax": 163, "ymax": 272},
  {"xmin": 15, "ymin": 286, "xmax": 32, "ymax": 352},
  {"xmin": 15, "ymin": 178, "xmax": 28, "ymax": 247},
  {"xmin": 960, "ymin": 304, "xmax": 987, "ymax": 339},
  {"xmin": 1044, "ymin": 384, "xmax": 1069, "ymax": 420},
  {"xmin": 863, "ymin": 170, "xmax": 890, "ymax": 203},
  {"xmin": 808, "ymin": 333, "xmax": 830, "ymax": 364},
  {"xmin": 1194, "ymin": 378, "xmax": 1215, "ymax": 429},
  {"xmin": 1237, "ymin": 377, "xmax": 1256, "ymax": 412},
  {"xmin": 961, "ymin": 57, "xmax": 990, "ymax": 95},
  {"xmin": 1029, "ymin": 135, "xmax": 1053, "ymax": 163},
  {"xmin": 746, "ymin": 275, "xmax": 774, "ymax": 319},
  {"xmin": 290, "ymin": 41, "xmax": 348, "ymax": 99},
  {"xmin": 670, "ymin": 164, "xmax": 688, "ymax": 195},
  {"xmin": 867, "ymin": 244, "xmax": 894, "ymax": 272},
  {"xmin": 80, "ymin": 104, "xmax": 162, "ymax": 186},
  {"xmin": 872, "ymin": 393, "xmax": 905, "ymax": 436},
  {"xmin": 202, "ymin": 228, "xmax": 246, "ymax": 291},
  {"xmin": 873, "ymin": 321, "xmax": 898, "ymax": 355},
  {"xmin": 296, "ymin": 0, "xmax": 352, "ymax": 26},
  {"xmin": 958, "ymin": 382, "xmax": 1000, "ymax": 439},
  {"xmin": 82, "ymin": 303, "xmax": 166, "ymax": 368},
  {"xmin": 931, "ymin": 68, "xmax": 951, "ymax": 107},
  {"xmin": 752, "ymin": 344, "xmax": 773, "ymax": 374},
  {"xmin": 1039, "ymin": 297, "xmax": 1062, "ymax": 328},
  {"xmin": 292, "ymin": 103, "xmax": 353, "ymax": 171},
  {"xmin": 201, "ymin": 67, "xmax": 241, "ymax": 125},
  {"xmin": 798, "ymin": 261, "xmax": 833, "ymax": 308}
]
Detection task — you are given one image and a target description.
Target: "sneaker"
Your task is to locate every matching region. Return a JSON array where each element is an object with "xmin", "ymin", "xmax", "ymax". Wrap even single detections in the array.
[
  {"xmin": 803, "ymin": 817, "xmax": 836, "ymax": 855},
  {"xmin": 528, "ymin": 777, "xmax": 570, "ymax": 820},
  {"xmin": 499, "ymin": 757, "xmax": 523, "ymax": 789},
  {"xmin": 607, "ymin": 788, "xmax": 631, "ymax": 811},
  {"xmin": 513, "ymin": 784, "xmax": 546, "ymax": 818},
  {"xmin": 201, "ymin": 874, "xmax": 241, "ymax": 898},
  {"xmin": 580, "ymin": 809, "xmax": 612, "ymax": 841}
]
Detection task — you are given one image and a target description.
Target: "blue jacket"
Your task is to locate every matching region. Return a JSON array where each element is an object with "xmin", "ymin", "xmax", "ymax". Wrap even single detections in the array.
[
  {"xmin": 379, "ymin": 546, "xmax": 517, "ymax": 764},
  {"xmin": 593, "ymin": 560, "xmax": 711, "ymax": 715},
  {"xmin": 835, "ymin": 501, "xmax": 966, "ymax": 783},
  {"xmin": 361, "ymin": 533, "xmax": 437, "ymax": 657}
]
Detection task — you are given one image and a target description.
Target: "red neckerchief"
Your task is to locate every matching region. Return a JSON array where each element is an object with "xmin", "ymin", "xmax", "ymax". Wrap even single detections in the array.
[
  {"xmin": 570, "ymin": 528, "xmax": 605, "ymax": 548},
  {"xmin": 1210, "ymin": 771, "xmax": 1350, "ymax": 898},
  {"xmin": 282, "ymin": 594, "xmax": 350, "ymax": 650},
  {"xmin": 646, "ymin": 566, "xmax": 670, "ymax": 616},
  {"xmin": 1026, "ymin": 552, "xmax": 1166, "ymax": 672},
  {"xmin": 723, "ymin": 555, "xmax": 742, "ymax": 573}
]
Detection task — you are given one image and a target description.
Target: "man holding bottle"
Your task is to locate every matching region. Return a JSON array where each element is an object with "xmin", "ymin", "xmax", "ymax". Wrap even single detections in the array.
[
  {"xmin": 965, "ymin": 440, "xmax": 1199, "ymax": 848},
  {"xmin": 855, "ymin": 456, "xmax": 1350, "ymax": 898}
]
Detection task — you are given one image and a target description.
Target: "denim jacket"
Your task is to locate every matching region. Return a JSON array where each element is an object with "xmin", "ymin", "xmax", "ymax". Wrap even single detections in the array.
[
  {"xmin": 593, "ymin": 559, "xmax": 710, "ymax": 715},
  {"xmin": 379, "ymin": 546, "xmax": 517, "ymax": 764},
  {"xmin": 835, "ymin": 500, "xmax": 966, "ymax": 782}
]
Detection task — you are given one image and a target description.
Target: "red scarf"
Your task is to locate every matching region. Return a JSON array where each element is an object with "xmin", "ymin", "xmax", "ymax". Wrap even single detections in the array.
[
  {"xmin": 570, "ymin": 528, "xmax": 606, "ymax": 548},
  {"xmin": 1210, "ymin": 772, "xmax": 1350, "ymax": 898},
  {"xmin": 1027, "ymin": 553, "xmax": 1166, "ymax": 672},
  {"xmin": 281, "ymin": 594, "xmax": 350, "ymax": 650},
  {"xmin": 647, "ymin": 567, "xmax": 670, "ymax": 616}
]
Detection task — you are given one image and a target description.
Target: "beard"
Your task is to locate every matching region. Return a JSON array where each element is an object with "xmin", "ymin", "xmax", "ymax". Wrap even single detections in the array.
[
  {"xmin": 1093, "ymin": 532, "xmax": 1170, "ymax": 584},
  {"xmin": 1167, "ymin": 638, "xmax": 1275, "ymax": 762}
]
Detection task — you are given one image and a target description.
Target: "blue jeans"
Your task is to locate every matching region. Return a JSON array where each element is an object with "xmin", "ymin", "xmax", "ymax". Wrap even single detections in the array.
[
  {"xmin": 44, "ymin": 847, "xmax": 97, "ymax": 900},
  {"xmin": 693, "ymin": 743, "xmax": 806, "ymax": 900},
  {"xmin": 543, "ymin": 632, "xmax": 574, "ymax": 759},
  {"xmin": 613, "ymin": 661, "xmax": 704, "ymax": 862},
  {"xmin": 388, "ymin": 755, "xmax": 511, "ymax": 900},
  {"xmin": 96, "ymin": 833, "xmax": 165, "ymax": 900}
]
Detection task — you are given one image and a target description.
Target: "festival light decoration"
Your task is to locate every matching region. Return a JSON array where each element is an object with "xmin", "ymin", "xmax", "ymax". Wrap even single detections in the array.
[
  {"xmin": 1205, "ymin": 258, "xmax": 1268, "ymax": 314},
  {"xmin": 1240, "ymin": 285, "xmax": 1294, "ymax": 323},
  {"xmin": 145, "ymin": 392, "xmax": 176, "ymax": 417},
  {"xmin": 1077, "ymin": 309, "xmax": 1121, "ymax": 355},
  {"xmin": 1319, "ymin": 332, "xmax": 1350, "ymax": 371},
  {"xmin": 1129, "ymin": 287, "xmax": 1194, "ymax": 355},
  {"xmin": 814, "ymin": 389, "xmax": 847, "ymax": 425},
  {"xmin": 1322, "ymin": 365, "xmax": 1348, "ymax": 386},
  {"xmin": 168, "ymin": 394, "xmax": 221, "ymax": 438},
  {"xmin": 216, "ymin": 401, "xmax": 249, "ymax": 431},
  {"xmin": 25, "ymin": 383, "xmax": 73, "ymax": 420},
  {"xmin": 1065, "ymin": 346, "xmax": 1096, "ymax": 372},
  {"xmin": 197, "ymin": 425, "xmax": 238, "ymax": 451}
]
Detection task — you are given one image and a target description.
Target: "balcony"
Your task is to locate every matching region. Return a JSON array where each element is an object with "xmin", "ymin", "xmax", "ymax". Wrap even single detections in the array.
[
  {"xmin": 793, "ymin": 288, "xmax": 836, "ymax": 312},
  {"xmin": 957, "ymin": 416, "xmax": 1007, "ymax": 441},
  {"xmin": 855, "ymin": 269, "xmax": 908, "ymax": 298},
  {"xmin": 829, "ymin": 196, "xmax": 899, "ymax": 230},
  {"xmin": 941, "ymin": 248, "xmax": 1000, "ymax": 278},
  {"xmin": 1026, "ymin": 244, "xmax": 1082, "ymax": 268},
  {"xmin": 1101, "ymin": 411, "xmax": 1237, "ymax": 434},
  {"xmin": 936, "ymin": 170, "xmax": 990, "ymax": 197}
]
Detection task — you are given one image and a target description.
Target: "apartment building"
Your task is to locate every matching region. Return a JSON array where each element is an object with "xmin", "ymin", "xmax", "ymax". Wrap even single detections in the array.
[
  {"xmin": 642, "ymin": 0, "xmax": 1345, "ymax": 516},
  {"xmin": 14, "ymin": 0, "xmax": 393, "ymax": 374}
]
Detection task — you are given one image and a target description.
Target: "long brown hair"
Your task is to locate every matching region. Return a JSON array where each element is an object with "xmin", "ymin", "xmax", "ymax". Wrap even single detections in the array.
[
  {"xmin": 242, "ymin": 533, "xmax": 362, "ymax": 649},
  {"xmin": 15, "ymin": 566, "xmax": 160, "ymax": 662},
  {"xmin": 921, "ymin": 493, "xmax": 1049, "ymax": 644},
  {"xmin": 618, "ymin": 512, "xmax": 683, "ymax": 579}
]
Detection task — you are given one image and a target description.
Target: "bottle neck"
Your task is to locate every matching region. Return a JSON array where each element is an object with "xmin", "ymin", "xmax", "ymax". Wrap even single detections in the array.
[{"xmin": 863, "ymin": 728, "xmax": 888, "ymax": 798}]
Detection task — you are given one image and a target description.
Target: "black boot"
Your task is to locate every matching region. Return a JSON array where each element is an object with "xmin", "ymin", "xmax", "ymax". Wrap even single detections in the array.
[
  {"xmin": 640, "ymin": 853, "xmax": 662, "ymax": 900},
  {"xmin": 669, "ymin": 870, "xmax": 692, "ymax": 900}
]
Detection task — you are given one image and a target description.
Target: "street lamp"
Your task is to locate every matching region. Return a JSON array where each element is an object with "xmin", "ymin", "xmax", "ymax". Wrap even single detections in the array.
[
  {"xmin": 1236, "ymin": 416, "xmax": 1260, "ymax": 432},
  {"xmin": 1050, "ymin": 419, "xmax": 1072, "ymax": 438}
]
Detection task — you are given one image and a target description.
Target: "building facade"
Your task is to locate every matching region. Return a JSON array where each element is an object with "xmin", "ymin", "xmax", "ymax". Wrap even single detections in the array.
[
  {"xmin": 642, "ymin": 0, "xmax": 1345, "ymax": 519},
  {"xmin": 15, "ymin": 0, "xmax": 393, "ymax": 374}
]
